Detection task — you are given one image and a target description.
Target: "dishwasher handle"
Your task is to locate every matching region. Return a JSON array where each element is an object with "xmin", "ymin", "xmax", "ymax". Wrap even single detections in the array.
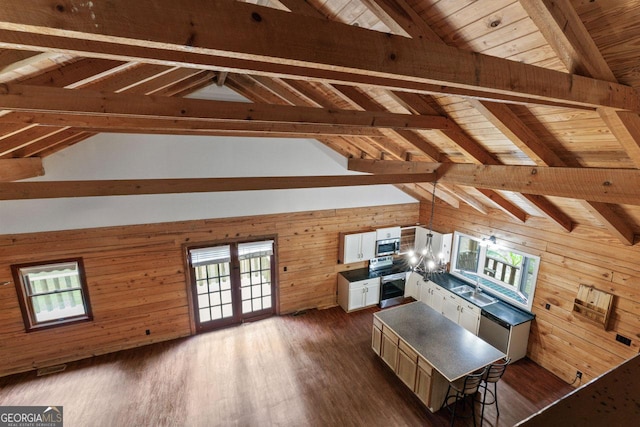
[{"xmin": 481, "ymin": 310, "xmax": 511, "ymax": 329}]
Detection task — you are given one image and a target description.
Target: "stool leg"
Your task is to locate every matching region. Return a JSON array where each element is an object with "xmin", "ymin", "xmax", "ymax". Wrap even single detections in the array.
[
  {"xmin": 480, "ymin": 382, "xmax": 487, "ymax": 427},
  {"xmin": 470, "ymin": 393, "xmax": 477, "ymax": 427},
  {"xmin": 493, "ymin": 381, "xmax": 499, "ymax": 417}
]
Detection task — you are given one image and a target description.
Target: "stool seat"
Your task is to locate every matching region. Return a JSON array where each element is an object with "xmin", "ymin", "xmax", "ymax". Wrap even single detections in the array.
[
  {"xmin": 477, "ymin": 357, "xmax": 511, "ymax": 426},
  {"xmin": 441, "ymin": 367, "xmax": 487, "ymax": 427}
]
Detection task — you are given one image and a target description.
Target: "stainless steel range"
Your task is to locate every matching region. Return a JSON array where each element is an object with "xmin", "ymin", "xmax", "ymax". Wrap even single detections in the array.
[{"xmin": 369, "ymin": 256, "xmax": 408, "ymax": 308}]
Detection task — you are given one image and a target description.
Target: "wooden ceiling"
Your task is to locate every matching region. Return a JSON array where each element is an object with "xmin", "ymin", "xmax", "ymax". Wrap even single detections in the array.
[{"xmin": 1, "ymin": 0, "xmax": 640, "ymax": 245}]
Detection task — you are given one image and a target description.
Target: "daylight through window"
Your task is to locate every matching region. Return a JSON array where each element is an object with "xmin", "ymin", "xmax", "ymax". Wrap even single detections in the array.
[{"xmin": 11, "ymin": 258, "xmax": 93, "ymax": 331}]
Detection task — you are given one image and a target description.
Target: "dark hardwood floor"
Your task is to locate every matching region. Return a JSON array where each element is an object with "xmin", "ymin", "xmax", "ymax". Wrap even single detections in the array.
[{"xmin": 0, "ymin": 306, "xmax": 573, "ymax": 426}]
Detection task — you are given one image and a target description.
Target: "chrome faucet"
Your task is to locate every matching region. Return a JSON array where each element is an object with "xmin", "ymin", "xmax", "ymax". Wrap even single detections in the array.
[{"xmin": 474, "ymin": 276, "xmax": 482, "ymax": 295}]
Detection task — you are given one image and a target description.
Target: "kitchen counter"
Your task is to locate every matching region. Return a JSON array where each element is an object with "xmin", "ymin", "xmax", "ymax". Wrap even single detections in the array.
[
  {"xmin": 374, "ymin": 301, "xmax": 505, "ymax": 382},
  {"xmin": 428, "ymin": 273, "xmax": 535, "ymax": 326},
  {"xmin": 339, "ymin": 260, "xmax": 411, "ymax": 282}
]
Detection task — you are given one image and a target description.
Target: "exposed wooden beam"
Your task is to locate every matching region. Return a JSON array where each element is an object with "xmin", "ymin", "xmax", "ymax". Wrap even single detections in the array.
[
  {"xmin": 10, "ymin": 112, "xmax": 396, "ymax": 138},
  {"xmin": 349, "ymin": 160, "xmax": 640, "ymax": 206},
  {"xmin": 0, "ymin": 1, "xmax": 637, "ymax": 111},
  {"xmin": 366, "ymin": 1, "xmax": 575, "ymax": 232},
  {"xmin": 517, "ymin": 0, "xmax": 639, "ymax": 242},
  {"xmin": 579, "ymin": 201, "xmax": 636, "ymax": 245},
  {"xmin": 468, "ymin": 101, "xmax": 565, "ymax": 167},
  {"xmin": 0, "ymin": 158, "xmax": 43, "ymax": 181},
  {"xmin": 0, "ymin": 173, "xmax": 436, "ymax": 200},
  {"xmin": 437, "ymin": 164, "xmax": 640, "ymax": 207},
  {"xmin": 349, "ymin": 158, "xmax": 439, "ymax": 174},
  {"xmin": 597, "ymin": 109, "xmax": 640, "ymax": 168},
  {"xmin": 332, "ymin": 85, "xmax": 442, "ymax": 160},
  {"xmin": 519, "ymin": 0, "xmax": 617, "ymax": 82},
  {"xmin": 387, "ymin": 90, "xmax": 532, "ymax": 222},
  {"xmin": 476, "ymin": 188, "xmax": 528, "ymax": 223},
  {"xmin": 0, "ymin": 84, "xmax": 452, "ymax": 132}
]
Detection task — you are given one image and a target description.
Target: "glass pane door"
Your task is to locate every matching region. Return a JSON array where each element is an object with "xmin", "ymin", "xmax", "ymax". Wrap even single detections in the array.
[
  {"xmin": 194, "ymin": 262, "xmax": 233, "ymax": 323},
  {"xmin": 239, "ymin": 255, "xmax": 273, "ymax": 315},
  {"xmin": 189, "ymin": 239, "xmax": 275, "ymax": 332}
]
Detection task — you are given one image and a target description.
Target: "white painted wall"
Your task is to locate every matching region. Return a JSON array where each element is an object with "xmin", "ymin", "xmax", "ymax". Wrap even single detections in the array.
[{"xmin": 0, "ymin": 133, "xmax": 416, "ymax": 234}]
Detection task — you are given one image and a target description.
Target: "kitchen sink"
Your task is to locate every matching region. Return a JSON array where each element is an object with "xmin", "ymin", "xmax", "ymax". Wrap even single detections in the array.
[
  {"xmin": 450, "ymin": 285, "xmax": 475, "ymax": 294},
  {"xmin": 458, "ymin": 291, "xmax": 498, "ymax": 307}
]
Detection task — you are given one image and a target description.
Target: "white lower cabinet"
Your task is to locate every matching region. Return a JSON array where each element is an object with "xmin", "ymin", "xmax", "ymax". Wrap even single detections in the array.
[
  {"xmin": 405, "ymin": 272, "xmax": 434, "ymax": 306},
  {"xmin": 404, "ymin": 273, "xmax": 483, "ymax": 336},
  {"xmin": 429, "ymin": 283, "xmax": 447, "ymax": 314},
  {"xmin": 458, "ymin": 301, "xmax": 481, "ymax": 335},
  {"xmin": 441, "ymin": 292, "xmax": 460, "ymax": 322},
  {"xmin": 427, "ymin": 282, "xmax": 481, "ymax": 335},
  {"xmin": 337, "ymin": 275, "xmax": 380, "ymax": 312}
]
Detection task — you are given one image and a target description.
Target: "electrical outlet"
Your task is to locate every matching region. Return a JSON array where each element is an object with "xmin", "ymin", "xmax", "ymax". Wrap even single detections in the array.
[
  {"xmin": 545, "ymin": 303, "xmax": 551, "ymax": 310},
  {"xmin": 576, "ymin": 371, "xmax": 582, "ymax": 379}
]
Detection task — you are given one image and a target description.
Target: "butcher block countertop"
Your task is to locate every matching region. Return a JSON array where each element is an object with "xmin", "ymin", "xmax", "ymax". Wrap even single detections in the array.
[{"xmin": 374, "ymin": 301, "xmax": 505, "ymax": 382}]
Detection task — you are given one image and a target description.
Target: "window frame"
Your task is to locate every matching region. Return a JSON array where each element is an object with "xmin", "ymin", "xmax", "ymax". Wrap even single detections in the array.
[
  {"xmin": 449, "ymin": 231, "xmax": 540, "ymax": 311},
  {"xmin": 11, "ymin": 257, "xmax": 93, "ymax": 332}
]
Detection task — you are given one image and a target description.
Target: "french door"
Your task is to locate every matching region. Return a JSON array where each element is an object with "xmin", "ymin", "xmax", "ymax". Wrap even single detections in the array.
[{"xmin": 188, "ymin": 239, "xmax": 276, "ymax": 332}]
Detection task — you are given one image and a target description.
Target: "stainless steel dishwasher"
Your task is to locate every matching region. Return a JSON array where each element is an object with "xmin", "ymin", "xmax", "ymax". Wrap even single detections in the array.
[{"xmin": 478, "ymin": 310, "xmax": 510, "ymax": 354}]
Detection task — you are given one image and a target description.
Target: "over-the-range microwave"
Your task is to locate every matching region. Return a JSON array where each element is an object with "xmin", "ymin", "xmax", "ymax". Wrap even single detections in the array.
[{"xmin": 375, "ymin": 238, "xmax": 400, "ymax": 257}]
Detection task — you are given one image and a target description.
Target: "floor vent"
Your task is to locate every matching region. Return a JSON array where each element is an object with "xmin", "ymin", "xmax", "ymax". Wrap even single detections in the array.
[{"xmin": 37, "ymin": 364, "xmax": 67, "ymax": 376}]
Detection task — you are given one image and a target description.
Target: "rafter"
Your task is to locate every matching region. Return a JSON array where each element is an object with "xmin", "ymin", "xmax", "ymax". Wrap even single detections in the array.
[
  {"xmin": 517, "ymin": 0, "xmax": 639, "ymax": 244},
  {"xmin": 0, "ymin": 0, "xmax": 637, "ymax": 111}
]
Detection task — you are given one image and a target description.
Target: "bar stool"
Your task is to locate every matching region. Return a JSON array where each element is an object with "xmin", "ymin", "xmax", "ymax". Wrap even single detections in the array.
[
  {"xmin": 478, "ymin": 357, "xmax": 511, "ymax": 425},
  {"xmin": 441, "ymin": 367, "xmax": 487, "ymax": 427}
]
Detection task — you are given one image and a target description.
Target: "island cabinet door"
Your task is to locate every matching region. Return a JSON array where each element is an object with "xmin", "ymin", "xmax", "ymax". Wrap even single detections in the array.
[
  {"xmin": 396, "ymin": 340, "xmax": 418, "ymax": 390},
  {"xmin": 380, "ymin": 326, "xmax": 399, "ymax": 370},
  {"xmin": 415, "ymin": 356, "xmax": 449, "ymax": 412},
  {"xmin": 415, "ymin": 359, "xmax": 433, "ymax": 407},
  {"xmin": 372, "ymin": 318, "xmax": 383, "ymax": 355}
]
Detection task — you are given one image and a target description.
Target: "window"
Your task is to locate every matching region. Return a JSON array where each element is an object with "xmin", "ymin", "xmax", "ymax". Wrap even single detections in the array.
[
  {"xmin": 450, "ymin": 231, "xmax": 539, "ymax": 311},
  {"xmin": 11, "ymin": 258, "xmax": 93, "ymax": 331}
]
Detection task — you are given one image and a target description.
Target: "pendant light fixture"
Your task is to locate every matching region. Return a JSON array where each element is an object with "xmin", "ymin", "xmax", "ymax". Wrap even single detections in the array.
[{"xmin": 409, "ymin": 182, "xmax": 446, "ymax": 278}]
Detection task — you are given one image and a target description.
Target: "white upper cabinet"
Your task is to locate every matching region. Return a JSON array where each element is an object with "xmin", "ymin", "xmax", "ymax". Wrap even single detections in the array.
[
  {"xmin": 376, "ymin": 226, "xmax": 401, "ymax": 241},
  {"xmin": 340, "ymin": 231, "xmax": 377, "ymax": 264}
]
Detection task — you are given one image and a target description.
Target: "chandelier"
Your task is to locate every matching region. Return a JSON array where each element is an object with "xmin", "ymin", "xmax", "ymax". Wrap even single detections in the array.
[{"xmin": 409, "ymin": 182, "xmax": 447, "ymax": 278}]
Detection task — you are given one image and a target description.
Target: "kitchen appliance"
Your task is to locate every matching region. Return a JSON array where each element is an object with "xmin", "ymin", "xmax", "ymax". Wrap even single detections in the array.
[
  {"xmin": 375, "ymin": 238, "xmax": 400, "ymax": 257},
  {"xmin": 370, "ymin": 256, "xmax": 407, "ymax": 308},
  {"xmin": 478, "ymin": 310, "xmax": 510, "ymax": 354}
]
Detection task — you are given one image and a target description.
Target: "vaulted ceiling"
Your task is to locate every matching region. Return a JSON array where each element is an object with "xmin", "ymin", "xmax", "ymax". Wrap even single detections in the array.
[{"xmin": 1, "ymin": 0, "xmax": 640, "ymax": 245}]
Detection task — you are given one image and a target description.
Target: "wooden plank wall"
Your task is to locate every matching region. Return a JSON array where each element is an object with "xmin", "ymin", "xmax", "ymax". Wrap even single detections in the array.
[
  {"xmin": 0, "ymin": 203, "xmax": 419, "ymax": 377},
  {"xmin": 423, "ymin": 202, "xmax": 640, "ymax": 386}
]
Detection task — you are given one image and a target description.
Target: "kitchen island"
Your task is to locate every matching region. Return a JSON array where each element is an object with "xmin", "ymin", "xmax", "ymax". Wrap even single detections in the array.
[{"xmin": 372, "ymin": 301, "xmax": 505, "ymax": 412}]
